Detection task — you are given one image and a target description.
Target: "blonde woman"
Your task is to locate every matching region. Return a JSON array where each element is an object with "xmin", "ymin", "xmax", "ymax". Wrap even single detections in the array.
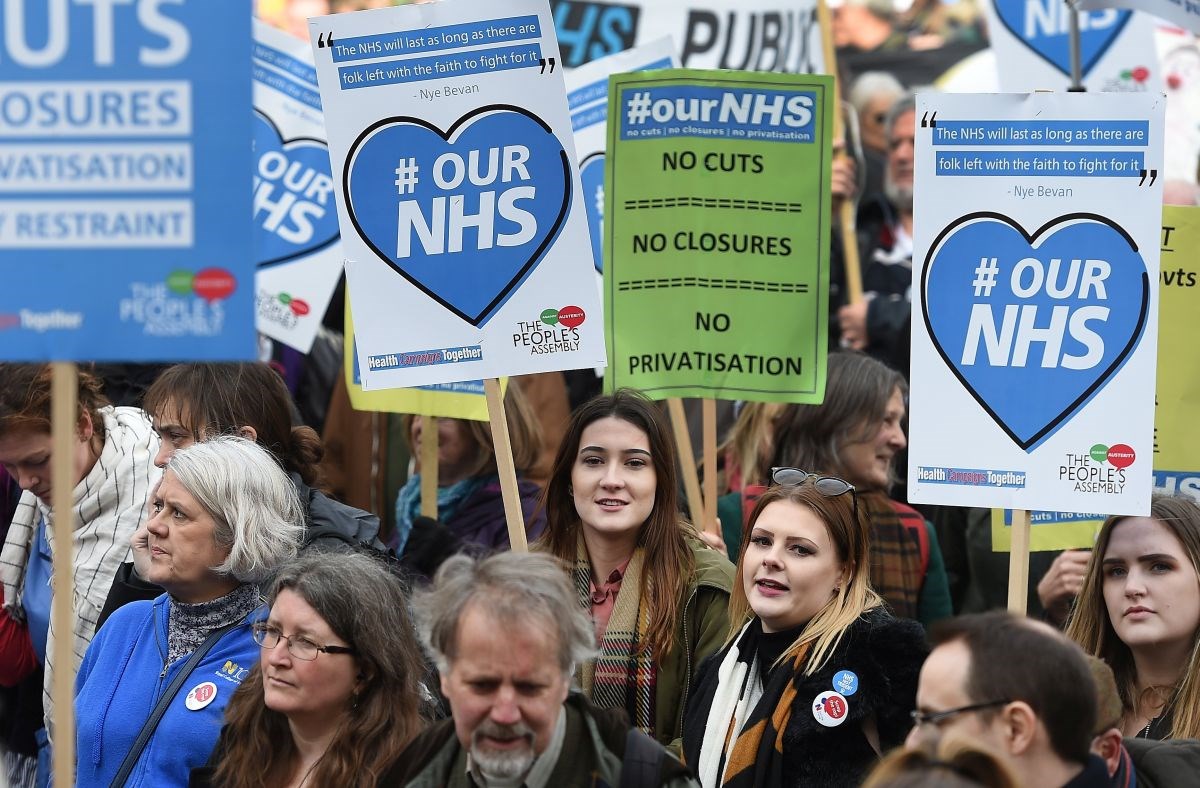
[{"xmin": 682, "ymin": 472, "xmax": 927, "ymax": 787}]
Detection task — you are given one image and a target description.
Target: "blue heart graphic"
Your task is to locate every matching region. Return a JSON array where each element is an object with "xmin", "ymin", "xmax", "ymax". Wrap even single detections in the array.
[
  {"xmin": 253, "ymin": 112, "xmax": 340, "ymax": 269},
  {"xmin": 580, "ymin": 152, "xmax": 604, "ymax": 273},
  {"xmin": 344, "ymin": 106, "xmax": 571, "ymax": 327},
  {"xmin": 992, "ymin": 0, "xmax": 1131, "ymax": 78},
  {"xmin": 922, "ymin": 212, "xmax": 1149, "ymax": 452}
]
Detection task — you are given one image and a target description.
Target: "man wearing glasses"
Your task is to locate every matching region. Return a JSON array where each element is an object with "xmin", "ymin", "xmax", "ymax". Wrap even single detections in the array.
[{"xmin": 906, "ymin": 611, "xmax": 1110, "ymax": 787}]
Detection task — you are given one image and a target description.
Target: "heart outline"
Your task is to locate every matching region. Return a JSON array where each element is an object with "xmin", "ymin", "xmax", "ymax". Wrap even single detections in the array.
[
  {"xmin": 342, "ymin": 104, "xmax": 572, "ymax": 327},
  {"xmin": 991, "ymin": 0, "xmax": 1131, "ymax": 79},
  {"xmin": 921, "ymin": 211, "xmax": 1149, "ymax": 452},
  {"xmin": 254, "ymin": 111, "xmax": 341, "ymax": 270}
]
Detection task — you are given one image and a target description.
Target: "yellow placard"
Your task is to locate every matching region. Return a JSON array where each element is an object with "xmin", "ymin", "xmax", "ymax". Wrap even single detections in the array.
[
  {"xmin": 993, "ymin": 206, "xmax": 1200, "ymax": 550},
  {"xmin": 343, "ymin": 294, "xmax": 500, "ymax": 420}
]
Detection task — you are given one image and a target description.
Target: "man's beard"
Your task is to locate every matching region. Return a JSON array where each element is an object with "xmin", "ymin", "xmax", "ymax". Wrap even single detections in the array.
[
  {"xmin": 470, "ymin": 720, "xmax": 537, "ymax": 781},
  {"xmin": 884, "ymin": 174, "xmax": 914, "ymax": 214}
]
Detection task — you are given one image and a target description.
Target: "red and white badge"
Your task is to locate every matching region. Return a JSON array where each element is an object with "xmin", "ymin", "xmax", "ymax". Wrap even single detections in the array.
[
  {"xmin": 185, "ymin": 681, "xmax": 218, "ymax": 711},
  {"xmin": 812, "ymin": 690, "xmax": 849, "ymax": 727}
]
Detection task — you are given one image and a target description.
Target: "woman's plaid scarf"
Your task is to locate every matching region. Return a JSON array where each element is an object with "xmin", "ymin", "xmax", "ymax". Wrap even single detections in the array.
[
  {"xmin": 695, "ymin": 621, "xmax": 813, "ymax": 788},
  {"xmin": 575, "ymin": 537, "xmax": 657, "ymax": 736},
  {"xmin": 861, "ymin": 492, "xmax": 923, "ymax": 619}
]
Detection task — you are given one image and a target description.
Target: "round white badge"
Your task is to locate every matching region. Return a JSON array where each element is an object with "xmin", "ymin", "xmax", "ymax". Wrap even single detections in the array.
[
  {"xmin": 812, "ymin": 690, "xmax": 850, "ymax": 727},
  {"xmin": 185, "ymin": 681, "xmax": 218, "ymax": 711}
]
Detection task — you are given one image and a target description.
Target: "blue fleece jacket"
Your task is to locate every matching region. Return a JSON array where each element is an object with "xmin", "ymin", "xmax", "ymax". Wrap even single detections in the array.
[{"xmin": 75, "ymin": 595, "xmax": 260, "ymax": 788}]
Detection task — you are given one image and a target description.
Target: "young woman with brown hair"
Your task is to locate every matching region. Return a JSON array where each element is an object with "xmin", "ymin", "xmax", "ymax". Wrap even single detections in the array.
[
  {"xmin": 538, "ymin": 389, "xmax": 733, "ymax": 748},
  {"xmin": 1066, "ymin": 494, "xmax": 1200, "ymax": 741}
]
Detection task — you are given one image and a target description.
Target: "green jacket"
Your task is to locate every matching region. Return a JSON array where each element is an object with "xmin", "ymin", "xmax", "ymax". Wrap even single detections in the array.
[
  {"xmin": 384, "ymin": 693, "xmax": 698, "ymax": 788},
  {"xmin": 654, "ymin": 541, "xmax": 734, "ymax": 751}
]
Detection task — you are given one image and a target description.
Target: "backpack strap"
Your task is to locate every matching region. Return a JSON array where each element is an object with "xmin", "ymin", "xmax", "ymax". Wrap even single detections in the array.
[
  {"xmin": 108, "ymin": 618, "xmax": 243, "ymax": 788},
  {"xmin": 620, "ymin": 729, "xmax": 666, "ymax": 788}
]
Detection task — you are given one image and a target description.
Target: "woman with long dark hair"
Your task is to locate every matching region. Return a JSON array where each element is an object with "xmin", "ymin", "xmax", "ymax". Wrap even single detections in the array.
[
  {"xmin": 196, "ymin": 550, "xmax": 428, "ymax": 787},
  {"xmin": 538, "ymin": 389, "xmax": 733, "ymax": 748}
]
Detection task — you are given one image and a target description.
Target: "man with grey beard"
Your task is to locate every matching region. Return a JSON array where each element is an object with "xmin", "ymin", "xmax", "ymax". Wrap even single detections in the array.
[
  {"xmin": 394, "ymin": 552, "xmax": 698, "ymax": 788},
  {"xmin": 838, "ymin": 95, "xmax": 916, "ymax": 378}
]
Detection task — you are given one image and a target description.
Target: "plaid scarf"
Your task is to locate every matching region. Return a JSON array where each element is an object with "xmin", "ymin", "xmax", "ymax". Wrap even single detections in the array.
[
  {"xmin": 861, "ymin": 492, "xmax": 923, "ymax": 619},
  {"xmin": 695, "ymin": 621, "xmax": 812, "ymax": 788},
  {"xmin": 575, "ymin": 537, "xmax": 657, "ymax": 736}
]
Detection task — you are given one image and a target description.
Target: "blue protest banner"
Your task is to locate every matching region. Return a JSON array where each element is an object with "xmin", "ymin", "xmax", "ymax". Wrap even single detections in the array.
[{"xmin": 0, "ymin": 1, "xmax": 255, "ymax": 361}]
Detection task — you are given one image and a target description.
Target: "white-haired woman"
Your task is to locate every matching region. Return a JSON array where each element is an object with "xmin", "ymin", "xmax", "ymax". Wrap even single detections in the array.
[{"xmin": 75, "ymin": 436, "xmax": 304, "ymax": 788}]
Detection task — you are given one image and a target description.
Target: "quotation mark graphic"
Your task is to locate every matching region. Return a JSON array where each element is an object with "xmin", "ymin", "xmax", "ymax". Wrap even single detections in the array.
[
  {"xmin": 317, "ymin": 32, "xmax": 335, "ymax": 48},
  {"xmin": 394, "ymin": 158, "xmax": 419, "ymax": 195},
  {"xmin": 626, "ymin": 92, "xmax": 652, "ymax": 125},
  {"xmin": 972, "ymin": 257, "xmax": 1000, "ymax": 297},
  {"xmin": 538, "ymin": 57, "xmax": 557, "ymax": 74}
]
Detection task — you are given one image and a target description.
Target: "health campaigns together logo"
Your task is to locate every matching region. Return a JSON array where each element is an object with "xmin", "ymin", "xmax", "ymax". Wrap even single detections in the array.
[
  {"xmin": 513, "ymin": 305, "xmax": 585, "ymax": 355},
  {"xmin": 1059, "ymin": 441, "xmax": 1135, "ymax": 494},
  {"xmin": 120, "ymin": 268, "xmax": 237, "ymax": 337}
]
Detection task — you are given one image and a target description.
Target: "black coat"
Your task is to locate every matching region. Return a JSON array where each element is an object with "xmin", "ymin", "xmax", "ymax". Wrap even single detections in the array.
[{"xmin": 682, "ymin": 608, "xmax": 928, "ymax": 787}]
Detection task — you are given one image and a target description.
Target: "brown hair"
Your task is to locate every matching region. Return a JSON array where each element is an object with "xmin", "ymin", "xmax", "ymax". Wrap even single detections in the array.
[
  {"xmin": 399, "ymin": 382, "xmax": 541, "ymax": 479},
  {"xmin": 0, "ymin": 363, "xmax": 110, "ymax": 444},
  {"xmin": 143, "ymin": 363, "xmax": 325, "ymax": 487},
  {"xmin": 718, "ymin": 401, "xmax": 785, "ymax": 491},
  {"xmin": 863, "ymin": 734, "xmax": 1020, "ymax": 788},
  {"xmin": 1066, "ymin": 494, "xmax": 1200, "ymax": 739},
  {"xmin": 537, "ymin": 389, "xmax": 693, "ymax": 657},
  {"xmin": 770, "ymin": 352, "xmax": 906, "ymax": 491},
  {"xmin": 212, "ymin": 551, "xmax": 427, "ymax": 787},
  {"xmin": 934, "ymin": 612, "xmax": 1096, "ymax": 765},
  {"xmin": 729, "ymin": 482, "xmax": 882, "ymax": 674}
]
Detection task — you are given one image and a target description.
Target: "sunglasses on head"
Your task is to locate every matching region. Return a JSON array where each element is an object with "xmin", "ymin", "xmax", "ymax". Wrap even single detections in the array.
[{"xmin": 769, "ymin": 467, "xmax": 860, "ymax": 525}]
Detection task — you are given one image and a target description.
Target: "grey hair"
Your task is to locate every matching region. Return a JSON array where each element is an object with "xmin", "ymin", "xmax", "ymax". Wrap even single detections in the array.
[
  {"xmin": 848, "ymin": 72, "xmax": 905, "ymax": 115},
  {"xmin": 165, "ymin": 435, "xmax": 303, "ymax": 583},
  {"xmin": 885, "ymin": 94, "xmax": 916, "ymax": 140},
  {"xmin": 412, "ymin": 552, "xmax": 595, "ymax": 676}
]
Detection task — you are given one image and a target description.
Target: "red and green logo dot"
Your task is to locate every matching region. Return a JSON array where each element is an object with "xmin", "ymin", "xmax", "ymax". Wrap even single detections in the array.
[{"xmin": 166, "ymin": 268, "xmax": 237, "ymax": 303}]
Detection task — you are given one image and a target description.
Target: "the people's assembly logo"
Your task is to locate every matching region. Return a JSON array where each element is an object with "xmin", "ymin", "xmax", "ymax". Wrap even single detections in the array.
[
  {"xmin": 1059, "ymin": 442, "xmax": 1135, "ymax": 494},
  {"xmin": 512, "ymin": 305, "xmax": 585, "ymax": 355}
]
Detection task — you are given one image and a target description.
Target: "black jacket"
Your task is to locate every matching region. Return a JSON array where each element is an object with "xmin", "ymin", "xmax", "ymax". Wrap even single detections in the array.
[{"xmin": 682, "ymin": 608, "xmax": 928, "ymax": 787}]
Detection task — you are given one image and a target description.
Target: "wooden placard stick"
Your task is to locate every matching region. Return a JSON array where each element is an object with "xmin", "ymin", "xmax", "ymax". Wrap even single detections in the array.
[
  {"xmin": 50, "ymin": 362, "xmax": 77, "ymax": 783},
  {"xmin": 420, "ymin": 415, "xmax": 439, "ymax": 519},
  {"xmin": 484, "ymin": 378, "xmax": 528, "ymax": 552},
  {"xmin": 666, "ymin": 398, "xmax": 705, "ymax": 528},
  {"xmin": 1007, "ymin": 509, "xmax": 1033, "ymax": 614},
  {"xmin": 701, "ymin": 398, "xmax": 719, "ymax": 537},
  {"xmin": 817, "ymin": 0, "xmax": 864, "ymax": 303}
]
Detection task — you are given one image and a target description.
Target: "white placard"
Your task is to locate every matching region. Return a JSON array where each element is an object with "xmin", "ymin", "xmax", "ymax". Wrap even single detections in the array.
[
  {"xmin": 983, "ymin": 0, "xmax": 1162, "ymax": 94},
  {"xmin": 908, "ymin": 92, "xmax": 1163, "ymax": 515},
  {"xmin": 565, "ymin": 37, "xmax": 677, "ymax": 292},
  {"xmin": 253, "ymin": 21, "xmax": 345, "ymax": 353},
  {"xmin": 310, "ymin": 0, "xmax": 606, "ymax": 389}
]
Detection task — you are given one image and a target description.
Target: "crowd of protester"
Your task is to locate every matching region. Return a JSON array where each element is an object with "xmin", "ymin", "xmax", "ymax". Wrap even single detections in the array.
[{"xmin": 2, "ymin": 0, "xmax": 1199, "ymax": 786}]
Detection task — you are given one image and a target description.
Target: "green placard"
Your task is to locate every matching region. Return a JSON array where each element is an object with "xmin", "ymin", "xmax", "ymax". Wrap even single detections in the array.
[{"xmin": 604, "ymin": 68, "xmax": 833, "ymax": 402}]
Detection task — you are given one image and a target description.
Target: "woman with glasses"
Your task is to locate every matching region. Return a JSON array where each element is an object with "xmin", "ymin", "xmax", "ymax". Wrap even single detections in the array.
[
  {"xmin": 1066, "ymin": 494, "xmax": 1200, "ymax": 741},
  {"xmin": 538, "ymin": 389, "xmax": 734, "ymax": 750},
  {"xmin": 682, "ymin": 474, "xmax": 927, "ymax": 788},
  {"xmin": 770, "ymin": 351, "xmax": 951, "ymax": 625},
  {"xmin": 194, "ymin": 550, "xmax": 429, "ymax": 787},
  {"xmin": 75, "ymin": 437, "xmax": 303, "ymax": 788}
]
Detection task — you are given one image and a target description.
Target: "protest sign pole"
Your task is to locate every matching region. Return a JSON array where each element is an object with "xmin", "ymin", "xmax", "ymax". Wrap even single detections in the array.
[
  {"xmin": 484, "ymin": 378, "xmax": 528, "ymax": 552},
  {"xmin": 701, "ymin": 399, "xmax": 719, "ymax": 536},
  {"xmin": 818, "ymin": 0, "xmax": 864, "ymax": 302},
  {"xmin": 1067, "ymin": 2, "xmax": 1084, "ymax": 91},
  {"xmin": 667, "ymin": 399, "xmax": 705, "ymax": 528},
  {"xmin": 51, "ymin": 363, "xmax": 77, "ymax": 783},
  {"xmin": 420, "ymin": 416, "xmax": 439, "ymax": 519},
  {"xmin": 1007, "ymin": 509, "xmax": 1033, "ymax": 614}
]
